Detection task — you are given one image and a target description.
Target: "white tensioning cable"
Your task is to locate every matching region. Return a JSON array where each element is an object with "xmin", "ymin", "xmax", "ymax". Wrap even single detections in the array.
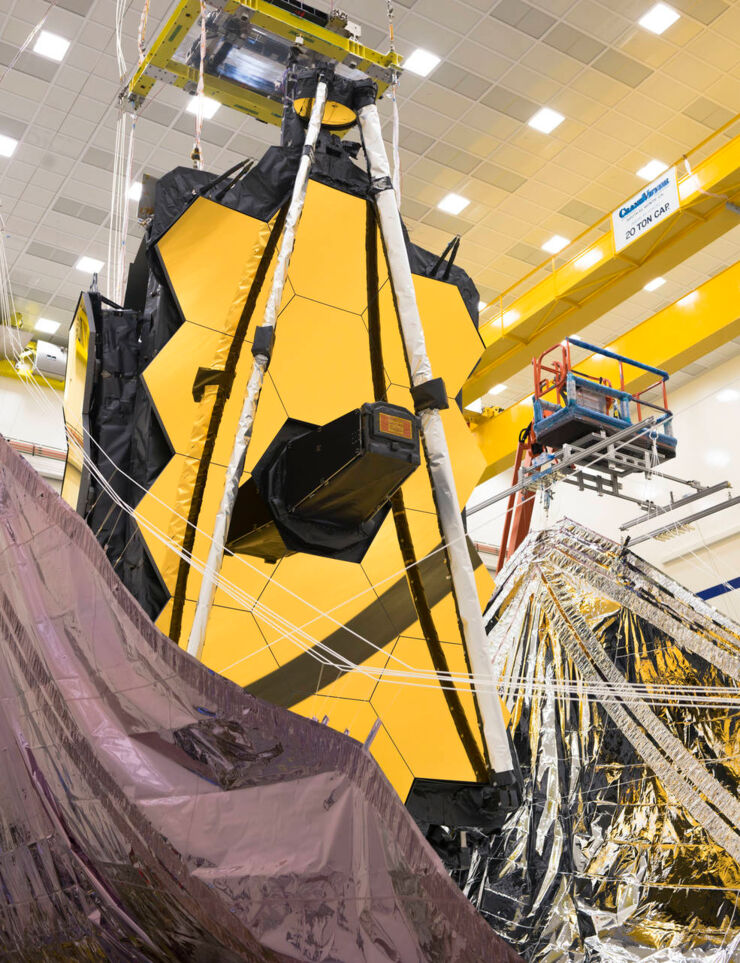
[
  {"xmin": 7, "ymin": 325, "xmax": 708, "ymax": 698},
  {"xmin": 6, "ymin": 349, "xmax": 740, "ymax": 709}
]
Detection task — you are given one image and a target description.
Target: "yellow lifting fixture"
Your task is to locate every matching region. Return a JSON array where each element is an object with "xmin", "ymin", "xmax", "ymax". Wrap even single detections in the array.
[{"xmin": 123, "ymin": 0, "xmax": 402, "ymax": 125}]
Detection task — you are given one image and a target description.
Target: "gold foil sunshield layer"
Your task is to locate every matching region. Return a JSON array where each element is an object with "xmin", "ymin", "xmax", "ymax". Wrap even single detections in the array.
[{"xmin": 469, "ymin": 519, "xmax": 740, "ymax": 961}]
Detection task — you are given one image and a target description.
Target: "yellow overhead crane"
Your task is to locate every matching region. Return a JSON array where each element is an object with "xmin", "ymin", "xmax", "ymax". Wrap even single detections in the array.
[
  {"xmin": 471, "ymin": 260, "xmax": 740, "ymax": 483},
  {"xmin": 465, "ymin": 116, "xmax": 740, "ymax": 408}
]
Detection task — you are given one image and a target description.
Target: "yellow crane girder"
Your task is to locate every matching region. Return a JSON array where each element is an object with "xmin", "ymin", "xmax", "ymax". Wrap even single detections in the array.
[
  {"xmin": 470, "ymin": 260, "xmax": 740, "ymax": 484},
  {"xmin": 465, "ymin": 117, "xmax": 740, "ymax": 407}
]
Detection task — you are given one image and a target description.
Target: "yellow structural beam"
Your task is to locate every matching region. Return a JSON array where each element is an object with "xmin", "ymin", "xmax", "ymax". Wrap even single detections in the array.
[
  {"xmin": 465, "ymin": 117, "xmax": 740, "ymax": 406},
  {"xmin": 471, "ymin": 260, "xmax": 740, "ymax": 483},
  {"xmin": 0, "ymin": 359, "xmax": 63, "ymax": 391}
]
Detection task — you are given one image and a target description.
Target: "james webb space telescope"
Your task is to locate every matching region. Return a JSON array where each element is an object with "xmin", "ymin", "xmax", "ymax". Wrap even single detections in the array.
[
  {"xmin": 124, "ymin": 0, "xmax": 419, "ymax": 566},
  {"xmin": 62, "ymin": 0, "xmax": 519, "ymax": 824}
]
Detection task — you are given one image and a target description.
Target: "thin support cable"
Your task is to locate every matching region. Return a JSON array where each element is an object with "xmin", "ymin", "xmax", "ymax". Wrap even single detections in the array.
[
  {"xmin": 191, "ymin": 0, "xmax": 207, "ymax": 170},
  {"xmin": 8, "ymin": 226, "xmax": 738, "ymax": 705},
  {"xmin": 385, "ymin": 0, "xmax": 401, "ymax": 206},
  {"xmin": 0, "ymin": 0, "xmax": 59, "ymax": 88},
  {"xmin": 8, "ymin": 325, "xmax": 682, "ymax": 688},
  {"xmin": 137, "ymin": 0, "xmax": 151, "ymax": 65},
  {"xmin": 6, "ymin": 353, "xmax": 740, "ymax": 708}
]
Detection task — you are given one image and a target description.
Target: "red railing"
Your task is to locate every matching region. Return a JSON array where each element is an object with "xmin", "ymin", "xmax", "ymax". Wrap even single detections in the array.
[
  {"xmin": 532, "ymin": 339, "xmax": 671, "ymax": 427},
  {"xmin": 533, "ymin": 340, "xmax": 617, "ymax": 402},
  {"xmin": 633, "ymin": 378, "xmax": 669, "ymax": 421}
]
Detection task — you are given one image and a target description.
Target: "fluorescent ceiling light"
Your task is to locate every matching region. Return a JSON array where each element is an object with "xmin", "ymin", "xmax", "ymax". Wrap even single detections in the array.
[
  {"xmin": 490, "ymin": 383, "xmax": 507, "ymax": 395},
  {"xmin": 502, "ymin": 309, "xmax": 519, "ymax": 325},
  {"xmin": 528, "ymin": 107, "xmax": 564, "ymax": 134},
  {"xmin": 33, "ymin": 30, "xmax": 70, "ymax": 61},
  {"xmin": 404, "ymin": 48, "xmax": 440, "ymax": 77},
  {"xmin": 465, "ymin": 398, "xmax": 483, "ymax": 413},
  {"xmin": 542, "ymin": 234, "xmax": 570, "ymax": 254},
  {"xmin": 34, "ymin": 318, "xmax": 60, "ymax": 335},
  {"xmin": 438, "ymin": 193, "xmax": 469, "ymax": 215},
  {"xmin": 478, "ymin": 300, "xmax": 487, "ymax": 311},
  {"xmin": 128, "ymin": 181, "xmax": 143, "ymax": 201},
  {"xmin": 716, "ymin": 388, "xmax": 740, "ymax": 403},
  {"xmin": 643, "ymin": 276, "xmax": 665, "ymax": 292},
  {"xmin": 0, "ymin": 134, "xmax": 18, "ymax": 157},
  {"xmin": 574, "ymin": 249, "xmax": 602, "ymax": 270},
  {"xmin": 639, "ymin": 3, "xmax": 679, "ymax": 34},
  {"xmin": 637, "ymin": 158, "xmax": 668, "ymax": 181},
  {"xmin": 186, "ymin": 95, "xmax": 220, "ymax": 120},
  {"xmin": 677, "ymin": 289, "xmax": 698, "ymax": 306},
  {"xmin": 75, "ymin": 256, "xmax": 104, "ymax": 274}
]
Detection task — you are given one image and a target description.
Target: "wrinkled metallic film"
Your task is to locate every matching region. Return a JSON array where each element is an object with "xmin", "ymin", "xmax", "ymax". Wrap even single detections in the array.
[
  {"xmin": 472, "ymin": 519, "xmax": 740, "ymax": 962},
  {"xmin": 0, "ymin": 437, "xmax": 522, "ymax": 962}
]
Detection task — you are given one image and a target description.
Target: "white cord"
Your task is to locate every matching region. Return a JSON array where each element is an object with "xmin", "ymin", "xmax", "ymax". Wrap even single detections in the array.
[
  {"xmin": 191, "ymin": 0, "xmax": 207, "ymax": 169},
  {"xmin": 0, "ymin": 0, "xmax": 59, "ymax": 88}
]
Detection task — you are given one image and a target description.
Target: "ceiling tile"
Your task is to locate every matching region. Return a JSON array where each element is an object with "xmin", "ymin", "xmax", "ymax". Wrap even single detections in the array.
[
  {"xmin": 397, "ymin": 125, "xmax": 436, "ymax": 154},
  {"xmin": 507, "ymin": 240, "xmax": 544, "ymax": 265},
  {"xmin": 475, "ymin": 161, "xmax": 527, "ymax": 191},
  {"xmin": 463, "ymin": 102, "xmax": 521, "ymax": 138},
  {"xmin": 412, "ymin": 0, "xmax": 481, "ymax": 33},
  {"xmin": 481, "ymin": 85, "xmax": 537, "ymax": 122},
  {"xmin": 392, "ymin": 12, "xmax": 461, "ymax": 55},
  {"xmin": 57, "ymin": 0, "xmax": 94, "ymax": 14},
  {"xmin": 504, "ymin": 63, "xmax": 561, "ymax": 101},
  {"xmin": 592, "ymin": 48, "xmax": 653, "ymax": 88},
  {"xmin": 544, "ymin": 21, "xmax": 605, "ymax": 63},
  {"xmin": 683, "ymin": 96, "xmax": 735, "ymax": 131},
  {"xmin": 421, "ymin": 208, "xmax": 473, "ymax": 235},
  {"xmin": 686, "ymin": 31, "xmax": 740, "ymax": 73},
  {"xmin": 570, "ymin": 66, "xmax": 630, "ymax": 106},
  {"xmin": 426, "ymin": 141, "xmax": 480, "ymax": 172},
  {"xmin": 521, "ymin": 45, "xmax": 583, "ymax": 84},
  {"xmin": 491, "ymin": 0, "xmax": 556, "ymax": 38},
  {"xmin": 670, "ymin": 0, "xmax": 728, "ymax": 25},
  {"xmin": 401, "ymin": 101, "xmax": 458, "ymax": 138},
  {"xmin": 446, "ymin": 123, "xmax": 501, "ymax": 158},
  {"xmin": 492, "ymin": 141, "xmax": 547, "ymax": 176},
  {"xmin": 413, "ymin": 82, "xmax": 475, "ymax": 119},
  {"xmin": 409, "ymin": 155, "xmax": 465, "ymax": 190},
  {"xmin": 565, "ymin": 0, "xmax": 631, "ymax": 44},
  {"xmin": 661, "ymin": 52, "xmax": 722, "ymax": 90},
  {"xmin": 618, "ymin": 29, "xmax": 675, "ymax": 69},
  {"xmin": 433, "ymin": 62, "xmax": 491, "ymax": 100},
  {"xmin": 471, "ymin": 18, "xmax": 535, "ymax": 58},
  {"xmin": 450, "ymin": 40, "xmax": 511, "ymax": 81}
]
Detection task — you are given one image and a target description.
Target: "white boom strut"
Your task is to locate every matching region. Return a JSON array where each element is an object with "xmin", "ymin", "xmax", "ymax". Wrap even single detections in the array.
[
  {"xmin": 187, "ymin": 78, "xmax": 329, "ymax": 658},
  {"xmin": 357, "ymin": 101, "xmax": 514, "ymax": 775}
]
